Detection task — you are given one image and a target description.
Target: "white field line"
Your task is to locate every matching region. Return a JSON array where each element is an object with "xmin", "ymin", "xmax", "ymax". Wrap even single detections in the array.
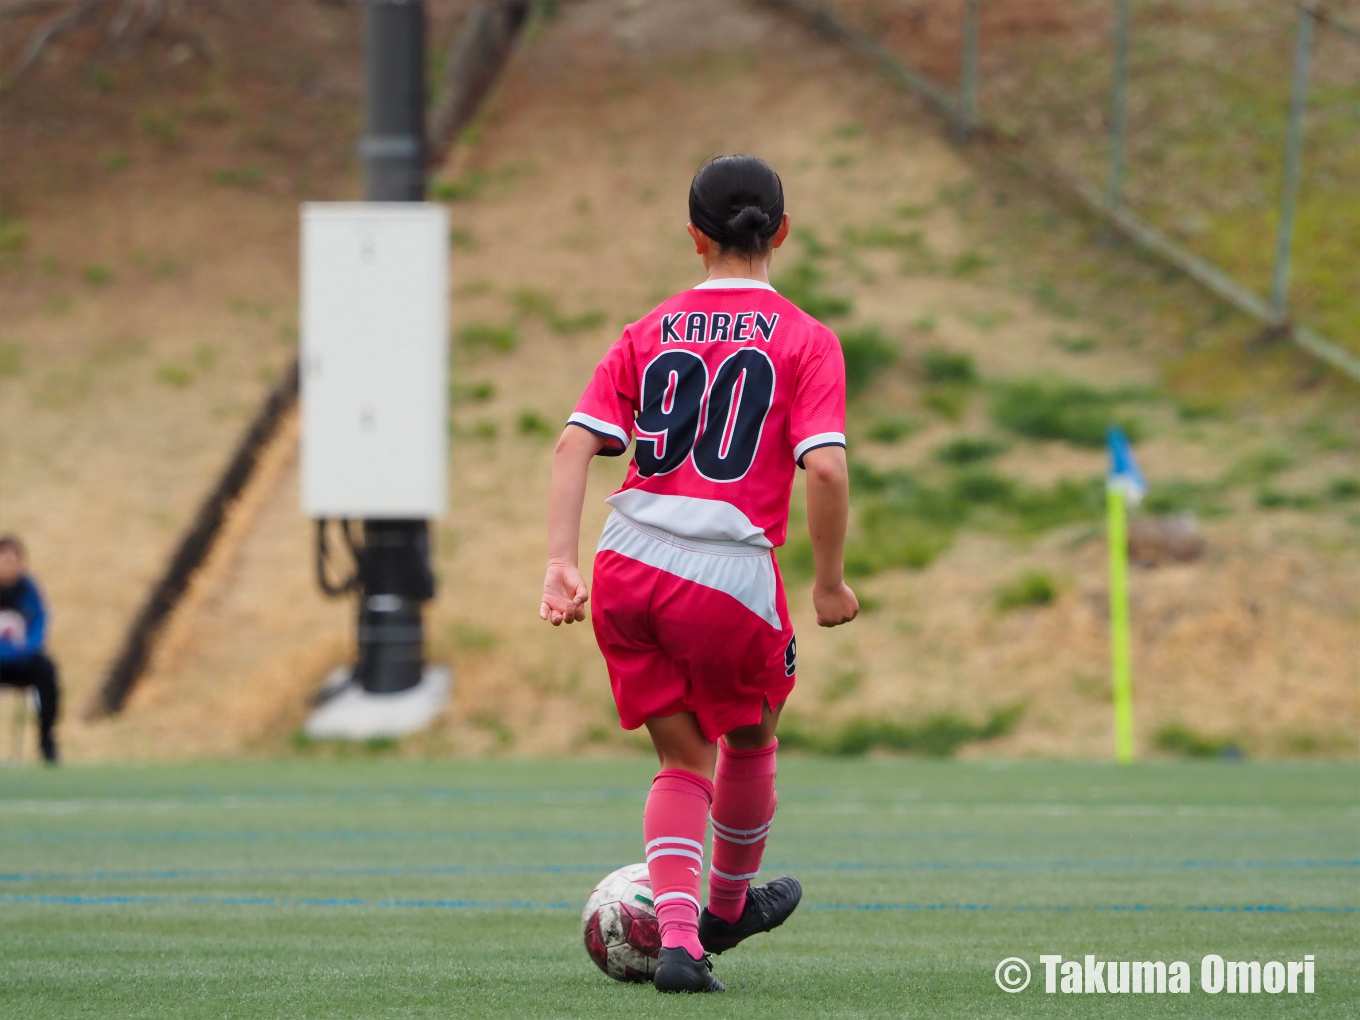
[{"xmin": 1, "ymin": 798, "xmax": 1355, "ymax": 817}]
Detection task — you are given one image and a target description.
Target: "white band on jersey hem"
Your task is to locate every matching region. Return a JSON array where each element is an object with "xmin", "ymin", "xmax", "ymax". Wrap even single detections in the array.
[
  {"xmin": 567, "ymin": 412, "xmax": 629, "ymax": 447},
  {"xmin": 652, "ymin": 891, "xmax": 702, "ymax": 909},
  {"xmin": 646, "ymin": 835, "xmax": 705, "ymax": 852},
  {"xmin": 693, "ymin": 278, "xmax": 777, "ymax": 292},
  {"xmin": 793, "ymin": 431, "xmax": 846, "ymax": 462},
  {"xmin": 709, "ymin": 866, "xmax": 761, "ymax": 882}
]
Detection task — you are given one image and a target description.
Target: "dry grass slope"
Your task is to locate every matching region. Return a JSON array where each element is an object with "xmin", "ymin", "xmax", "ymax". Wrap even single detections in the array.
[{"xmin": 0, "ymin": 0, "xmax": 1355, "ymax": 762}]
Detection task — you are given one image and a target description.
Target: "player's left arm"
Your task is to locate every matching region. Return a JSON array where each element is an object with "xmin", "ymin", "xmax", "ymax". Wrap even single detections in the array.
[
  {"xmin": 541, "ymin": 425, "xmax": 608, "ymax": 626},
  {"xmin": 804, "ymin": 445, "xmax": 858, "ymax": 627}
]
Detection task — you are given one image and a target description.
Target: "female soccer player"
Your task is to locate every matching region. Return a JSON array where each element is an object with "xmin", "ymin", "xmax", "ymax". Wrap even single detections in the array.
[{"xmin": 540, "ymin": 155, "xmax": 857, "ymax": 993}]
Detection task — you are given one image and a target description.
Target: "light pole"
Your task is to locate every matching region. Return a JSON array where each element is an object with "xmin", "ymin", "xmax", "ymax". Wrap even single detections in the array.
[{"xmin": 352, "ymin": 0, "xmax": 433, "ymax": 697}]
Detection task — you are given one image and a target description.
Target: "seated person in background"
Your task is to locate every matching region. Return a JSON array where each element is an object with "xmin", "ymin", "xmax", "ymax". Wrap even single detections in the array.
[{"xmin": 0, "ymin": 535, "xmax": 60, "ymax": 763}]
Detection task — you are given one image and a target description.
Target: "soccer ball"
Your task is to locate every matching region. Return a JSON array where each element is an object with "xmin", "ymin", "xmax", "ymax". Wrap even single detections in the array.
[{"xmin": 581, "ymin": 863, "xmax": 660, "ymax": 982}]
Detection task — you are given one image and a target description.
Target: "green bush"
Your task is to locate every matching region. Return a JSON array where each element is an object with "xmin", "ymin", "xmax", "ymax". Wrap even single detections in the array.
[
  {"xmin": 866, "ymin": 416, "xmax": 918, "ymax": 443},
  {"xmin": 1052, "ymin": 333, "xmax": 1098, "ymax": 354},
  {"xmin": 950, "ymin": 250, "xmax": 991, "ymax": 277},
  {"xmin": 517, "ymin": 410, "xmax": 553, "ymax": 437},
  {"xmin": 996, "ymin": 570, "xmax": 1056, "ymax": 611},
  {"xmin": 840, "ymin": 326, "xmax": 896, "ymax": 397},
  {"xmin": 1009, "ymin": 478, "xmax": 1104, "ymax": 532},
  {"xmin": 843, "ymin": 225, "xmax": 925, "ymax": 250},
  {"xmin": 460, "ymin": 322, "xmax": 518, "ymax": 351},
  {"xmin": 923, "ymin": 386, "xmax": 968, "ymax": 420},
  {"xmin": 777, "ymin": 536, "xmax": 816, "ymax": 579},
  {"xmin": 452, "ymin": 380, "xmax": 495, "ymax": 403},
  {"xmin": 83, "ymin": 264, "xmax": 113, "ymax": 286},
  {"xmin": 845, "ymin": 526, "xmax": 952, "ymax": 576},
  {"xmin": 1256, "ymin": 487, "xmax": 1320, "ymax": 511},
  {"xmin": 211, "ymin": 166, "xmax": 264, "ymax": 188},
  {"xmin": 792, "ymin": 226, "xmax": 829, "ymax": 258},
  {"xmin": 1225, "ymin": 448, "xmax": 1292, "ymax": 485},
  {"xmin": 783, "ymin": 704, "xmax": 1024, "ymax": 757},
  {"xmin": 430, "ymin": 172, "xmax": 487, "ymax": 202},
  {"xmin": 156, "ymin": 365, "xmax": 192, "ymax": 388},
  {"xmin": 952, "ymin": 468, "xmax": 1017, "ymax": 506},
  {"xmin": 848, "ymin": 461, "xmax": 1104, "ymax": 572},
  {"xmin": 1176, "ymin": 398, "xmax": 1225, "ymax": 421},
  {"xmin": 1328, "ymin": 477, "xmax": 1360, "ymax": 501},
  {"xmin": 510, "ymin": 289, "xmax": 605, "ymax": 334},
  {"xmin": 0, "ymin": 213, "xmax": 28, "ymax": 256},
  {"xmin": 935, "ymin": 436, "xmax": 1007, "ymax": 465},
  {"xmin": 0, "ymin": 342, "xmax": 21, "ymax": 377},
  {"xmin": 991, "ymin": 379, "xmax": 1141, "ymax": 448},
  {"xmin": 921, "ymin": 348, "xmax": 976, "ymax": 384},
  {"xmin": 1142, "ymin": 479, "xmax": 1227, "ymax": 517},
  {"xmin": 1155, "ymin": 723, "xmax": 1243, "ymax": 759},
  {"xmin": 774, "ymin": 260, "xmax": 852, "ymax": 319},
  {"xmin": 843, "ymin": 462, "xmax": 1103, "ymax": 577}
]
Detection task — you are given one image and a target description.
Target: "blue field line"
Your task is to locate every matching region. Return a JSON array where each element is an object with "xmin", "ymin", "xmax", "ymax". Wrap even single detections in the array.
[
  {"xmin": 0, "ymin": 827, "xmax": 1005, "ymax": 847},
  {"xmin": 2, "ymin": 824, "xmax": 1348, "ymax": 845},
  {"xmin": 0, "ymin": 786, "xmax": 649, "ymax": 806},
  {"xmin": 1, "ymin": 893, "xmax": 1352, "ymax": 914},
  {"xmin": 2, "ymin": 857, "xmax": 1356, "ymax": 886},
  {"xmin": 0, "ymin": 829, "xmax": 642, "ymax": 845}
]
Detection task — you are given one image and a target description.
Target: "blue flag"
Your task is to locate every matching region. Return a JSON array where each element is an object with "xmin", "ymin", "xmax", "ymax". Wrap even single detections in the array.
[{"xmin": 1106, "ymin": 426, "xmax": 1146, "ymax": 504}]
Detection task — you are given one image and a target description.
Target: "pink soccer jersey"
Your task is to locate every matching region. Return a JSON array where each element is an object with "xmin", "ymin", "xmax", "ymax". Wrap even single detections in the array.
[{"xmin": 569, "ymin": 279, "xmax": 846, "ymax": 549}]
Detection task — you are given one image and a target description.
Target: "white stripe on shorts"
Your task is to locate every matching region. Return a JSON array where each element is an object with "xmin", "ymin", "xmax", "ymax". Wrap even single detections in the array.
[{"xmin": 598, "ymin": 512, "xmax": 781, "ymax": 630}]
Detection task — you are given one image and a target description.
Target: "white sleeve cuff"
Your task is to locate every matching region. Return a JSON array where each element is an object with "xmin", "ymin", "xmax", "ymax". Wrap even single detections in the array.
[
  {"xmin": 793, "ymin": 431, "xmax": 846, "ymax": 463},
  {"xmin": 568, "ymin": 412, "xmax": 630, "ymax": 447}
]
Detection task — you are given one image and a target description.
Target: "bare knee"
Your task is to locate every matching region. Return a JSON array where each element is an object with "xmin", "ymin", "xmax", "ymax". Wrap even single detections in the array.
[
  {"xmin": 645, "ymin": 712, "xmax": 716, "ymax": 779},
  {"xmin": 722, "ymin": 701, "xmax": 783, "ymax": 751}
]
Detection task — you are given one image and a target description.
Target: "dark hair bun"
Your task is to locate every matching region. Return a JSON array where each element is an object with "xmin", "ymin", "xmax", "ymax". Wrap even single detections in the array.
[
  {"xmin": 728, "ymin": 205, "xmax": 771, "ymax": 240},
  {"xmin": 688, "ymin": 155, "xmax": 784, "ymax": 257}
]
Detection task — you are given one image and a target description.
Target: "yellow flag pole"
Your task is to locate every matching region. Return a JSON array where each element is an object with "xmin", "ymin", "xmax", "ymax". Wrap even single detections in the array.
[{"xmin": 1107, "ymin": 484, "xmax": 1134, "ymax": 763}]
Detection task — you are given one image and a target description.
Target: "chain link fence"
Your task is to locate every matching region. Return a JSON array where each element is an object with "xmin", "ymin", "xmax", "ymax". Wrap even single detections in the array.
[{"xmin": 773, "ymin": 0, "xmax": 1360, "ymax": 380}]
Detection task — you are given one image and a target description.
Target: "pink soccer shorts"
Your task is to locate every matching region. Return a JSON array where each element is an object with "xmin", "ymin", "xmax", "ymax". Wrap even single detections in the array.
[{"xmin": 590, "ymin": 512, "xmax": 796, "ymax": 742}]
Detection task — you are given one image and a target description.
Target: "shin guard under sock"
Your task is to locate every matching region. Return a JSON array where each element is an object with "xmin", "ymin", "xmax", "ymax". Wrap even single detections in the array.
[
  {"xmin": 707, "ymin": 740, "xmax": 777, "ymax": 924},
  {"xmin": 644, "ymin": 768, "xmax": 714, "ymax": 959}
]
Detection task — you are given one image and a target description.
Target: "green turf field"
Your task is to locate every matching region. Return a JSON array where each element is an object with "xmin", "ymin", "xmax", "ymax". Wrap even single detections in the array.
[{"xmin": 1, "ymin": 758, "xmax": 1355, "ymax": 1018}]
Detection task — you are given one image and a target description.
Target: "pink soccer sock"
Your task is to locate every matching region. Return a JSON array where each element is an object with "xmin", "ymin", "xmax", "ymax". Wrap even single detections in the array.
[
  {"xmin": 707, "ymin": 740, "xmax": 778, "ymax": 924},
  {"xmin": 644, "ymin": 768, "xmax": 714, "ymax": 959}
]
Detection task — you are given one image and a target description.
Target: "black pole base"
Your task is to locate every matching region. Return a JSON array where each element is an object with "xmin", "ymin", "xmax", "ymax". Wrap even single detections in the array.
[{"xmin": 354, "ymin": 519, "xmax": 434, "ymax": 695}]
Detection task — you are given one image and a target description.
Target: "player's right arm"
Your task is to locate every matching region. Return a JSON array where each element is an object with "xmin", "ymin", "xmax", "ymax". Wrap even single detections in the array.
[
  {"xmin": 541, "ymin": 425, "xmax": 608, "ymax": 626},
  {"xmin": 803, "ymin": 444, "xmax": 858, "ymax": 627},
  {"xmin": 542, "ymin": 330, "xmax": 638, "ymax": 626}
]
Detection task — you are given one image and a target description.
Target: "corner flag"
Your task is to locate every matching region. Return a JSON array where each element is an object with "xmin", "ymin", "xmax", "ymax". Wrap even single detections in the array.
[{"xmin": 1105, "ymin": 426, "xmax": 1142, "ymax": 763}]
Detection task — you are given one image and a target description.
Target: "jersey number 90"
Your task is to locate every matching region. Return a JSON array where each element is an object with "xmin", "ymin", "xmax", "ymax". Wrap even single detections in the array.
[{"xmin": 634, "ymin": 349, "xmax": 775, "ymax": 482}]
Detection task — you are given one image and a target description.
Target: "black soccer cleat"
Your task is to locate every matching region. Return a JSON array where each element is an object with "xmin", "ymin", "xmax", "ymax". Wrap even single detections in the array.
[
  {"xmin": 699, "ymin": 876, "xmax": 803, "ymax": 955},
  {"xmin": 653, "ymin": 947, "xmax": 725, "ymax": 993},
  {"xmin": 40, "ymin": 733, "xmax": 58, "ymax": 765}
]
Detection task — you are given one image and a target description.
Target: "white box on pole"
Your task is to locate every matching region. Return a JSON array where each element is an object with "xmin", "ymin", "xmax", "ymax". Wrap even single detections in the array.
[{"xmin": 300, "ymin": 203, "xmax": 449, "ymax": 519}]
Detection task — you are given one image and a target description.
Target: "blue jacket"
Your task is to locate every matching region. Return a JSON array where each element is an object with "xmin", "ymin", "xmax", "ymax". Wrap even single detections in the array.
[{"xmin": 0, "ymin": 576, "xmax": 47, "ymax": 664}]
